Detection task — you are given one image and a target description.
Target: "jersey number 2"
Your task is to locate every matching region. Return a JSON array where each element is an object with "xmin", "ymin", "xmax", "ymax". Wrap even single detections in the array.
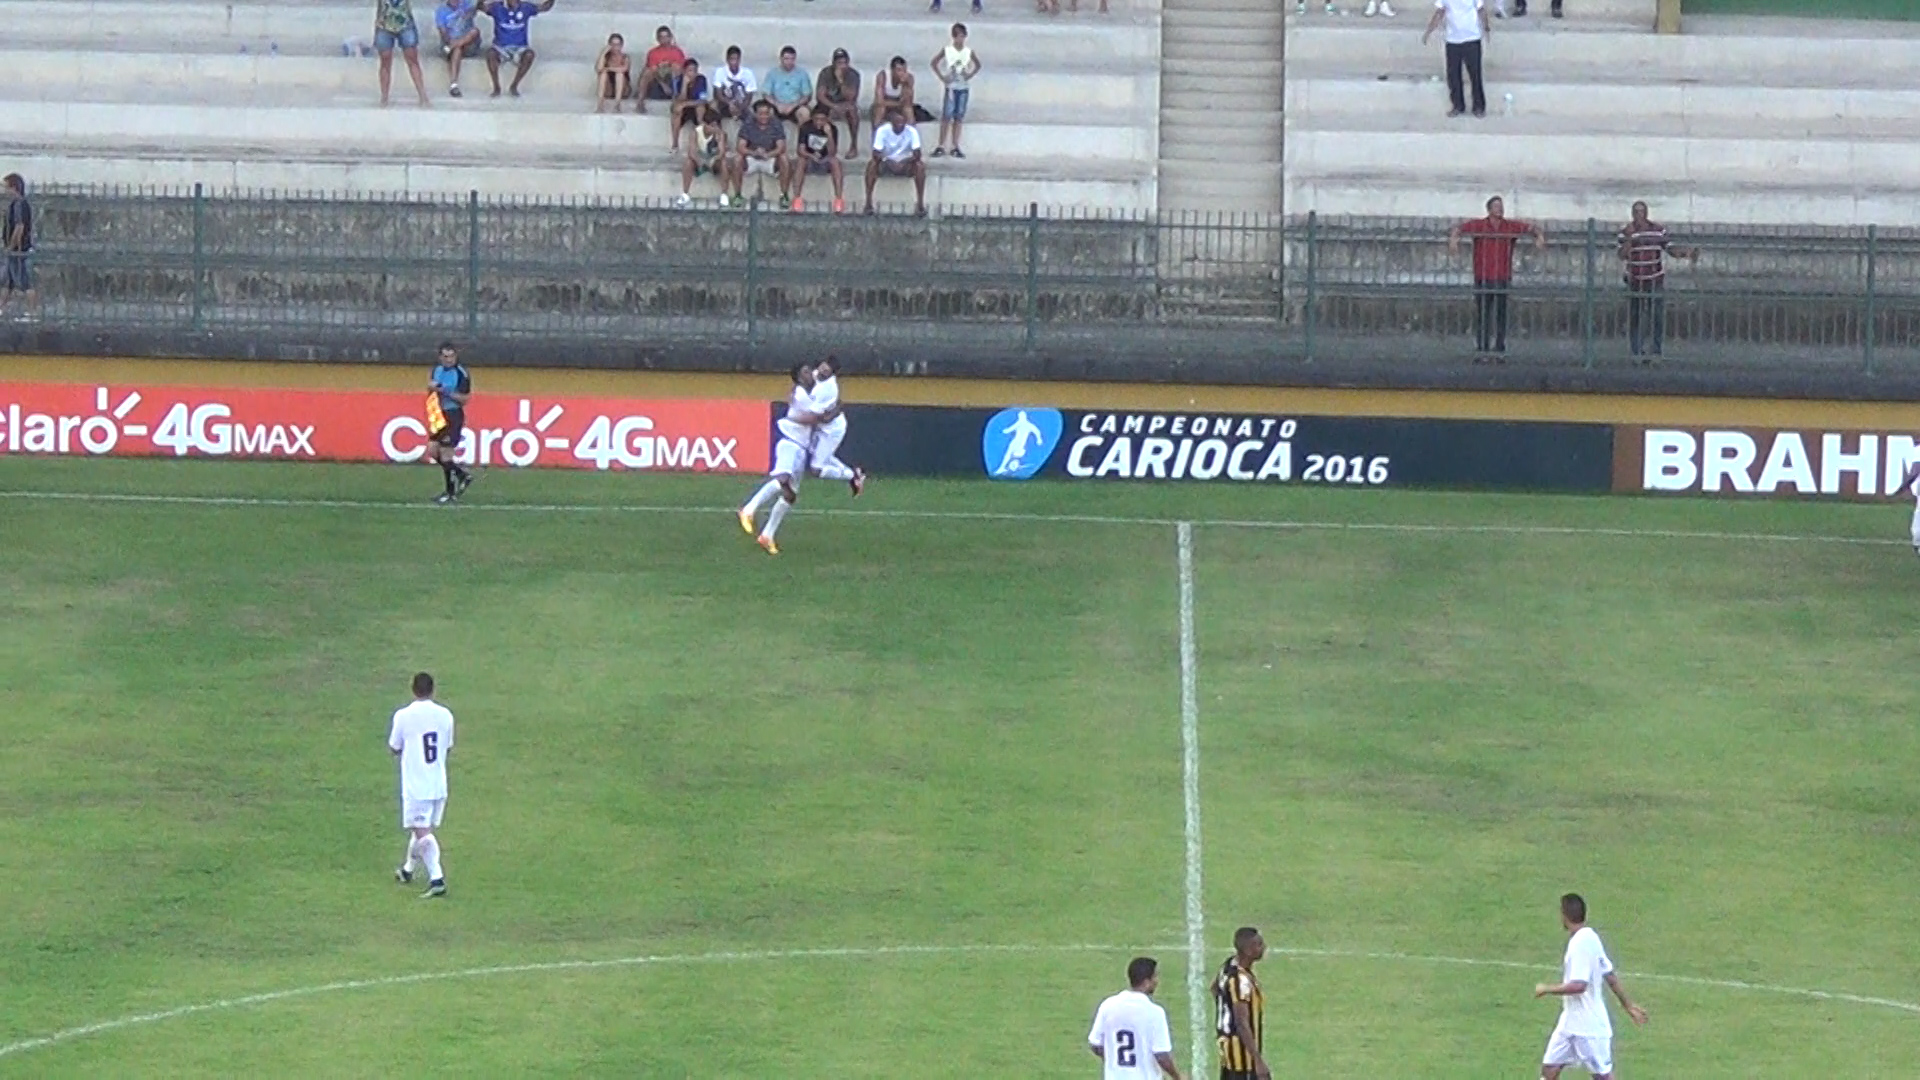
[
  {"xmin": 1115, "ymin": 1030, "xmax": 1136, "ymax": 1067},
  {"xmin": 423, "ymin": 732, "xmax": 439, "ymax": 764}
]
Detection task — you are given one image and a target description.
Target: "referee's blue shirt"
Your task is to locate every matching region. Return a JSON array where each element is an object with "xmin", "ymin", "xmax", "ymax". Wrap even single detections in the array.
[{"xmin": 431, "ymin": 364, "xmax": 470, "ymax": 412}]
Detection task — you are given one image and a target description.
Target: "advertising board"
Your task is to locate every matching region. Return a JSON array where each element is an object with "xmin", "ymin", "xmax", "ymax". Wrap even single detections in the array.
[
  {"xmin": 0, "ymin": 383, "xmax": 767, "ymax": 473},
  {"xmin": 1614, "ymin": 426, "xmax": 1920, "ymax": 499}
]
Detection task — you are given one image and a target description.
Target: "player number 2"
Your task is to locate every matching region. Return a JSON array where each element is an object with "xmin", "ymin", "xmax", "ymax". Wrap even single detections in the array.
[
  {"xmin": 1115, "ymin": 1030, "xmax": 1136, "ymax": 1066},
  {"xmin": 423, "ymin": 732, "xmax": 439, "ymax": 764}
]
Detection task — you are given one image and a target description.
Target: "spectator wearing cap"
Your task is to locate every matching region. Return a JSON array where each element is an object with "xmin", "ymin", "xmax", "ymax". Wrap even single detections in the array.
[
  {"xmin": 1618, "ymin": 201, "xmax": 1697, "ymax": 360},
  {"xmin": 766, "ymin": 46, "xmax": 814, "ymax": 125},
  {"xmin": 713, "ymin": 45, "xmax": 758, "ymax": 124},
  {"xmin": 816, "ymin": 49, "xmax": 863, "ymax": 159},
  {"xmin": 1448, "ymin": 195, "xmax": 1543, "ymax": 361},
  {"xmin": 871, "ymin": 57, "xmax": 918, "ymax": 136},
  {"xmin": 637, "ymin": 26, "xmax": 685, "ymax": 113},
  {"xmin": 865, "ymin": 107, "xmax": 927, "ymax": 217},
  {"xmin": 930, "ymin": 22, "xmax": 979, "ymax": 158}
]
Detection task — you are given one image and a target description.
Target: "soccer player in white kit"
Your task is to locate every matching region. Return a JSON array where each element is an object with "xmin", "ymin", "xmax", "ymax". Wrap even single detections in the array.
[
  {"xmin": 390, "ymin": 671, "xmax": 456, "ymax": 898},
  {"xmin": 1897, "ymin": 461, "xmax": 1920, "ymax": 555},
  {"xmin": 1534, "ymin": 893, "xmax": 1648, "ymax": 1079},
  {"xmin": 739, "ymin": 361, "xmax": 831, "ymax": 555},
  {"xmin": 806, "ymin": 355, "xmax": 866, "ymax": 496},
  {"xmin": 1087, "ymin": 957, "xmax": 1184, "ymax": 1080}
]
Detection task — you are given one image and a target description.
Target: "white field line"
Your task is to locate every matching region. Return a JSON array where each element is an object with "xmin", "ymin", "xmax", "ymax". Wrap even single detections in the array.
[
  {"xmin": 0, "ymin": 489, "xmax": 1908, "ymax": 548},
  {"xmin": 1176, "ymin": 521, "xmax": 1208, "ymax": 1080},
  {"xmin": 4, "ymin": 942, "xmax": 1913, "ymax": 1062}
]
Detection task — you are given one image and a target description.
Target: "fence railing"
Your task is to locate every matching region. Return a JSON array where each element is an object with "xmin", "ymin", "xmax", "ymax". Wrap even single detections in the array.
[{"xmin": 21, "ymin": 185, "xmax": 1920, "ymax": 371}]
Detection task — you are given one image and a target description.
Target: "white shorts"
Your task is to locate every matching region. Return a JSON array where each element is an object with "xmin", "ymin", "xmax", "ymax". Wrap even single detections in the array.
[
  {"xmin": 1543, "ymin": 1029, "xmax": 1611, "ymax": 1075},
  {"xmin": 772, "ymin": 436, "xmax": 810, "ymax": 479},
  {"xmin": 744, "ymin": 156, "xmax": 779, "ymax": 176},
  {"xmin": 401, "ymin": 797, "xmax": 446, "ymax": 829},
  {"xmin": 811, "ymin": 422, "xmax": 845, "ymax": 466},
  {"xmin": 1908, "ymin": 504, "xmax": 1919, "ymax": 548}
]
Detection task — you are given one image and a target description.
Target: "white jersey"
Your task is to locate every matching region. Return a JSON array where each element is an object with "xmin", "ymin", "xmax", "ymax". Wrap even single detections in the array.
[
  {"xmin": 1087, "ymin": 989, "xmax": 1173, "ymax": 1080},
  {"xmin": 811, "ymin": 375, "xmax": 847, "ymax": 437},
  {"xmin": 1557, "ymin": 926, "xmax": 1615, "ymax": 1038},
  {"xmin": 776, "ymin": 386, "xmax": 815, "ymax": 446},
  {"xmin": 388, "ymin": 699, "xmax": 455, "ymax": 803}
]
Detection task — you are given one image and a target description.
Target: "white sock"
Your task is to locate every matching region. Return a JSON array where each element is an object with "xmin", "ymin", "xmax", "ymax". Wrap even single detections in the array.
[
  {"xmin": 762, "ymin": 498, "xmax": 792, "ymax": 541},
  {"xmin": 420, "ymin": 834, "xmax": 444, "ymax": 882},
  {"xmin": 402, "ymin": 836, "xmax": 420, "ymax": 873},
  {"xmin": 743, "ymin": 479, "xmax": 782, "ymax": 516},
  {"xmin": 814, "ymin": 456, "xmax": 855, "ymax": 481}
]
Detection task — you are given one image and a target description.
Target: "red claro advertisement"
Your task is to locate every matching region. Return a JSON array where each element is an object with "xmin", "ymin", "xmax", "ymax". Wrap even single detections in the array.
[{"xmin": 0, "ymin": 383, "xmax": 769, "ymax": 473}]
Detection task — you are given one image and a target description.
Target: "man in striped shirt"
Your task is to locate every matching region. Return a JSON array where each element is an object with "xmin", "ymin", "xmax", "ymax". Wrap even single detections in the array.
[
  {"xmin": 1212, "ymin": 927, "xmax": 1269, "ymax": 1080},
  {"xmin": 1617, "ymin": 201, "xmax": 1696, "ymax": 359}
]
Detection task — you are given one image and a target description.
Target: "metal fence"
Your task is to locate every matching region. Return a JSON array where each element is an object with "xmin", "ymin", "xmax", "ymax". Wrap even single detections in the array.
[{"xmin": 22, "ymin": 185, "xmax": 1920, "ymax": 372}]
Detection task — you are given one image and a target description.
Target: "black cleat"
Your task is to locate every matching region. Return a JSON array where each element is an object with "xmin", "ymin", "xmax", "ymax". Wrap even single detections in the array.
[
  {"xmin": 395, "ymin": 866, "xmax": 413, "ymax": 884},
  {"xmin": 434, "ymin": 492, "xmax": 456, "ymax": 505},
  {"xmin": 421, "ymin": 879, "xmax": 447, "ymax": 899},
  {"xmin": 455, "ymin": 470, "xmax": 477, "ymax": 497}
]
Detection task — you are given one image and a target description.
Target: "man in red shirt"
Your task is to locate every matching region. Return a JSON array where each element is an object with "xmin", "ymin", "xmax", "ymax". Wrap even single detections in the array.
[
  {"xmin": 1617, "ymin": 200, "xmax": 1697, "ymax": 359},
  {"xmin": 637, "ymin": 26, "xmax": 686, "ymax": 113},
  {"xmin": 1450, "ymin": 195, "xmax": 1542, "ymax": 360}
]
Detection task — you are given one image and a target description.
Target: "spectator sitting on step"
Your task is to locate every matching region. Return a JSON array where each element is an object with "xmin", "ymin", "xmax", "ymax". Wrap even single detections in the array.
[
  {"xmin": 735, "ymin": 98, "xmax": 793, "ymax": 206},
  {"xmin": 865, "ymin": 107, "xmax": 927, "ymax": 217},
  {"xmin": 766, "ymin": 46, "xmax": 814, "ymax": 125},
  {"xmin": 678, "ymin": 106, "xmax": 737, "ymax": 208},
  {"xmin": 434, "ymin": 0, "xmax": 482, "ymax": 99},
  {"xmin": 669, "ymin": 58, "xmax": 712, "ymax": 152},
  {"xmin": 930, "ymin": 22, "xmax": 979, "ymax": 158},
  {"xmin": 871, "ymin": 56, "xmax": 917, "ymax": 135},
  {"xmin": 637, "ymin": 26, "xmax": 685, "ymax": 113},
  {"xmin": 480, "ymin": 0, "xmax": 554, "ymax": 98},
  {"xmin": 816, "ymin": 49, "xmax": 863, "ymax": 158},
  {"xmin": 596, "ymin": 34, "xmax": 632, "ymax": 113},
  {"xmin": 792, "ymin": 109, "xmax": 846, "ymax": 213},
  {"xmin": 713, "ymin": 46, "xmax": 758, "ymax": 124},
  {"xmin": 373, "ymin": 0, "xmax": 432, "ymax": 107}
]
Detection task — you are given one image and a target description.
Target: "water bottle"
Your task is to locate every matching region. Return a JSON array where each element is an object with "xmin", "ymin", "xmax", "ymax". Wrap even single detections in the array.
[{"xmin": 1503, "ymin": 92, "xmax": 1515, "ymax": 116}]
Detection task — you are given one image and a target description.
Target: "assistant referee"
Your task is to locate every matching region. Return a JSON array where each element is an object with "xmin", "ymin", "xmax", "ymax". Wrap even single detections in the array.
[
  {"xmin": 427, "ymin": 342, "xmax": 474, "ymax": 504},
  {"xmin": 1212, "ymin": 927, "xmax": 1269, "ymax": 1080}
]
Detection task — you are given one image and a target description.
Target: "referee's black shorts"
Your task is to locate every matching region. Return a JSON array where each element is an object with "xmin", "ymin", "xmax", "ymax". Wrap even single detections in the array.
[{"xmin": 432, "ymin": 413, "xmax": 465, "ymax": 448}]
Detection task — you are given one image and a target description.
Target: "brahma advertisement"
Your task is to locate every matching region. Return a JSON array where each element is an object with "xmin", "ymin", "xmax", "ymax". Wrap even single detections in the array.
[
  {"xmin": 0, "ymin": 383, "xmax": 767, "ymax": 473},
  {"xmin": 1614, "ymin": 426, "xmax": 1920, "ymax": 499}
]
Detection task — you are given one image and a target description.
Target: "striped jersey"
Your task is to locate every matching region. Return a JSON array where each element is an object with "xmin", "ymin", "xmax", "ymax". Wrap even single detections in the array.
[
  {"xmin": 1619, "ymin": 221, "xmax": 1673, "ymax": 284},
  {"xmin": 1213, "ymin": 956, "xmax": 1264, "ymax": 1072}
]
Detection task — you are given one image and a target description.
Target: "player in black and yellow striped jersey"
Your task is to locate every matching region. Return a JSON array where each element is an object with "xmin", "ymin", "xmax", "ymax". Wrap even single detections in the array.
[{"xmin": 1212, "ymin": 926, "xmax": 1269, "ymax": 1080}]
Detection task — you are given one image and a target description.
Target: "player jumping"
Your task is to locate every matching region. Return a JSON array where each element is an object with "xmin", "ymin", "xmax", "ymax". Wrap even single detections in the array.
[
  {"xmin": 806, "ymin": 355, "xmax": 866, "ymax": 496},
  {"xmin": 739, "ymin": 362, "xmax": 832, "ymax": 555}
]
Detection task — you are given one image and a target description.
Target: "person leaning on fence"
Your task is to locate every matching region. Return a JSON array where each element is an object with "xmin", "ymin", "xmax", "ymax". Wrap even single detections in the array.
[
  {"xmin": 1618, "ymin": 201, "xmax": 1696, "ymax": 360},
  {"xmin": 0, "ymin": 174, "xmax": 35, "ymax": 322},
  {"xmin": 1449, "ymin": 195, "xmax": 1542, "ymax": 361}
]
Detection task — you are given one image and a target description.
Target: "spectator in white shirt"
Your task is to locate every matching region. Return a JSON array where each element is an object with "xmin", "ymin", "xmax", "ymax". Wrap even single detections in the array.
[
  {"xmin": 864, "ymin": 108, "xmax": 927, "ymax": 217},
  {"xmin": 1423, "ymin": 0, "xmax": 1490, "ymax": 118},
  {"xmin": 712, "ymin": 44, "xmax": 757, "ymax": 124}
]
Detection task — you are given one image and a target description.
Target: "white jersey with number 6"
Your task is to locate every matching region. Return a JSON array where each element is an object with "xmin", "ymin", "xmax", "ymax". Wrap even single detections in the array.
[
  {"xmin": 389, "ymin": 700, "xmax": 455, "ymax": 802},
  {"xmin": 1087, "ymin": 989, "xmax": 1173, "ymax": 1080}
]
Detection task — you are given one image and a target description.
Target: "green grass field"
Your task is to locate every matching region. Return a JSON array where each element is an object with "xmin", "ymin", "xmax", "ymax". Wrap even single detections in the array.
[
  {"xmin": 3, "ymin": 458, "xmax": 1919, "ymax": 1077},
  {"xmin": 1684, "ymin": 0, "xmax": 1919, "ymax": 20}
]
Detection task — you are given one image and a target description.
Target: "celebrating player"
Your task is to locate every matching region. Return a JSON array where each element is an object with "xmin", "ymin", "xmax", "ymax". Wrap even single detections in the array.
[
  {"xmin": 806, "ymin": 354, "xmax": 866, "ymax": 496},
  {"xmin": 427, "ymin": 342, "xmax": 475, "ymax": 504},
  {"xmin": 389, "ymin": 671, "xmax": 456, "ymax": 898},
  {"xmin": 1088, "ymin": 956, "xmax": 1184, "ymax": 1080},
  {"xmin": 738, "ymin": 362, "xmax": 832, "ymax": 555},
  {"xmin": 1533, "ymin": 893, "xmax": 1649, "ymax": 1080},
  {"xmin": 1212, "ymin": 927, "xmax": 1269, "ymax": 1080}
]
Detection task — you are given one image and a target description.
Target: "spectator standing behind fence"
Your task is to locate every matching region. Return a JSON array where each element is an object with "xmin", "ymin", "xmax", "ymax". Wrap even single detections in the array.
[
  {"xmin": 1618, "ymin": 201, "xmax": 1696, "ymax": 361},
  {"xmin": 637, "ymin": 27, "xmax": 685, "ymax": 114},
  {"xmin": 931, "ymin": 23, "xmax": 979, "ymax": 158},
  {"xmin": 434, "ymin": 0, "xmax": 481, "ymax": 99},
  {"xmin": 817, "ymin": 49, "xmax": 863, "ymax": 158},
  {"xmin": 1, "ymin": 174, "xmax": 35, "ymax": 322},
  {"xmin": 374, "ymin": 0, "xmax": 432, "ymax": 107},
  {"xmin": 1449, "ymin": 196, "xmax": 1542, "ymax": 361},
  {"xmin": 1423, "ymin": 0, "xmax": 1489, "ymax": 118},
  {"xmin": 481, "ymin": 0, "xmax": 554, "ymax": 99},
  {"xmin": 596, "ymin": 34, "xmax": 631, "ymax": 113}
]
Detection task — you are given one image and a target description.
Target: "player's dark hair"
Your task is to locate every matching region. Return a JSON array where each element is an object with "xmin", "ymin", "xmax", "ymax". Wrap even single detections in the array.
[
  {"xmin": 781, "ymin": 45, "xmax": 796, "ymax": 57},
  {"xmin": 821, "ymin": 353, "xmax": 841, "ymax": 374},
  {"xmin": 412, "ymin": 672, "xmax": 435, "ymax": 699},
  {"xmin": 1561, "ymin": 893, "xmax": 1587, "ymax": 924},
  {"xmin": 437, "ymin": 340, "xmax": 457, "ymax": 355},
  {"xmin": 790, "ymin": 361, "xmax": 812, "ymax": 384},
  {"xmin": 726, "ymin": 44, "xmax": 742, "ymax": 59},
  {"xmin": 1233, "ymin": 926, "xmax": 1260, "ymax": 950},
  {"xmin": 1127, "ymin": 957, "xmax": 1157, "ymax": 988}
]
